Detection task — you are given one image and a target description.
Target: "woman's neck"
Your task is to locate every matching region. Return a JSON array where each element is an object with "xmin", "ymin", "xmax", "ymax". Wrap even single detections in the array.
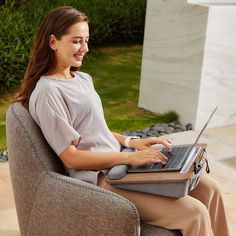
[{"xmin": 47, "ymin": 68, "xmax": 74, "ymax": 80}]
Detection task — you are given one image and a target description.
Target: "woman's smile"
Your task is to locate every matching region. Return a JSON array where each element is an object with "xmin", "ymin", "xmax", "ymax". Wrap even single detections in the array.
[{"xmin": 73, "ymin": 53, "xmax": 84, "ymax": 61}]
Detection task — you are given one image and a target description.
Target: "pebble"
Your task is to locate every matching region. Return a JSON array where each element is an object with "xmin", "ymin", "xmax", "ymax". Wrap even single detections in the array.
[
  {"xmin": 0, "ymin": 150, "xmax": 8, "ymax": 163},
  {"xmin": 0, "ymin": 122, "xmax": 192, "ymax": 163}
]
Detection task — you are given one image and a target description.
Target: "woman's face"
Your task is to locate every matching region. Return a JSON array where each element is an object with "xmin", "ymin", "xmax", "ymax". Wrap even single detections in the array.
[{"xmin": 50, "ymin": 21, "xmax": 89, "ymax": 69}]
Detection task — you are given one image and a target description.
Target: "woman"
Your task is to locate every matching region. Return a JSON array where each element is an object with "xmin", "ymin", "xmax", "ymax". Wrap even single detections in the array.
[{"xmin": 13, "ymin": 6, "xmax": 230, "ymax": 236}]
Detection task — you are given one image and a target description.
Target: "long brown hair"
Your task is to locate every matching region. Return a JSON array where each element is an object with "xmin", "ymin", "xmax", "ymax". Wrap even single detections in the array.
[{"xmin": 12, "ymin": 6, "xmax": 88, "ymax": 110}]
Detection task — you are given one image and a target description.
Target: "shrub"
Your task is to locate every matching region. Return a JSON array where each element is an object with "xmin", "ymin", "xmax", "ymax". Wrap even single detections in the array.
[{"xmin": 0, "ymin": 0, "xmax": 146, "ymax": 94}]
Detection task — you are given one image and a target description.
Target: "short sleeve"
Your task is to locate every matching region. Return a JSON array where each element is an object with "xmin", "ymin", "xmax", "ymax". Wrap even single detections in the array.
[{"xmin": 30, "ymin": 90, "xmax": 81, "ymax": 156}]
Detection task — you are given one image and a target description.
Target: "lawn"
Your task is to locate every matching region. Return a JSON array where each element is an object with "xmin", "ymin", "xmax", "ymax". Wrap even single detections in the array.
[
  {"xmin": 0, "ymin": 45, "xmax": 178, "ymax": 151},
  {"xmin": 0, "ymin": 93, "xmax": 11, "ymax": 151}
]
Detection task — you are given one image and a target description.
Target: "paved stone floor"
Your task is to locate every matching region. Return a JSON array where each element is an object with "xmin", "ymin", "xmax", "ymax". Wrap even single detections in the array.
[{"xmin": 0, "ymin": 124, "xmax": 236, "ymax": 235}]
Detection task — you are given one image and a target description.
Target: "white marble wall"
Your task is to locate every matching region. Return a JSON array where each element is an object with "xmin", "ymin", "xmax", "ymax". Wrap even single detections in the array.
[
  {"xmin": 139, "ymin": 0, "xmax": 209, "ymax": 128},
  {"xmin": 139, "ymin": 0, "xmax": 236, "ymax": 129},
  {"xmin": 196, "ymin": 6, "xmax": 236, "ymax": 129}
]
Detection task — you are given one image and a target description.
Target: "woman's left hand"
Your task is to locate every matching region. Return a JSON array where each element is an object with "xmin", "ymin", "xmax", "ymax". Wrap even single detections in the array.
[{"xmin": 129, "ymin": 137, "xmax": 172, "ymax": 152}]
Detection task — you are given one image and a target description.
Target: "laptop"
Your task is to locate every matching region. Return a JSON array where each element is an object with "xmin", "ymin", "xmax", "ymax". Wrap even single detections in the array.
[{"xmin": 128, "ymin": 106, "xmax": 218, "ymax": 174}]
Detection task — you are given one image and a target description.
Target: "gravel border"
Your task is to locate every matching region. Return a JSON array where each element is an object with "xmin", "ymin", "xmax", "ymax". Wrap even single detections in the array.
[{"xmin": 121, "ymin": 121, "xmax": 192, "ymax": 137}]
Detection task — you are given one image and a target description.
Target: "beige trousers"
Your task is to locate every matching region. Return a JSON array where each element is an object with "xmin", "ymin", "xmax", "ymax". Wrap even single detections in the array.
[{"xmin": 98, "ymin": 175, "xmax": 230, "ymax": 236}]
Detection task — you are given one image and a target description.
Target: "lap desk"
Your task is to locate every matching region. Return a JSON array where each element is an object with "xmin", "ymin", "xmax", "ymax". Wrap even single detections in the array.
[{"xmin": 105, "ymin": 144, "xmax": 208, "ymax": 198}]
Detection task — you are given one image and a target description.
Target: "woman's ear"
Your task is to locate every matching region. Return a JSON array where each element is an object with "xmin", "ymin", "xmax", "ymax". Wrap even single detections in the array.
[{"xmin": 49, "ymin": 34, "xmax": 57, "ymax": 51}]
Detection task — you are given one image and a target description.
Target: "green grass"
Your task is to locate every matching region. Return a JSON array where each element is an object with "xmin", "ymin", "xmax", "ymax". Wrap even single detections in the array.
[
  {"xmin": 0, "ymin": 45, "xmax": 178, "ymax": 151},
  {"xmin": 0, "ymin": 93, "xmax": 11, "ymax": 151}
]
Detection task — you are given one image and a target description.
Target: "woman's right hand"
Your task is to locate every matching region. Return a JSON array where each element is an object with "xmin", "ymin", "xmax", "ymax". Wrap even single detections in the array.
[{"xmin": 125, "ymin": 148, "xmax": 168, "ymax": 166}]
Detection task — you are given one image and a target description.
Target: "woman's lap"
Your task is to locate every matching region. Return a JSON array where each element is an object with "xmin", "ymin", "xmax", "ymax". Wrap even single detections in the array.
[{"xmin": 98, "ymin": 174, "xmax": 214, "ymax": 230}]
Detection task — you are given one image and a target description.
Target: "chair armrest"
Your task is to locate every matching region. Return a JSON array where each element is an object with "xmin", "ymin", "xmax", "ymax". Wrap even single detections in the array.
[{"xmin": 26, "ymin": 171, "xmax": 140, "ymax": 236}]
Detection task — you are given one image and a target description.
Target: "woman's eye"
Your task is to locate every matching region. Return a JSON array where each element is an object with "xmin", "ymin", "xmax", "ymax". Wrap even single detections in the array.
[{"xmin": 72, "ymin": 40, "xmax": 89, "ymax": 44}]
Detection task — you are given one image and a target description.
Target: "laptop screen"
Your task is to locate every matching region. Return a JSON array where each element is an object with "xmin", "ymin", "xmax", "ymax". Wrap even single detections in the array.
[
  {"xmin": 179, "ymin": 105, "xmax": 218, "ymax": 173},
  {"xmin": 189, "ymin": 105, "xmax": 218, "ymax": 152}
]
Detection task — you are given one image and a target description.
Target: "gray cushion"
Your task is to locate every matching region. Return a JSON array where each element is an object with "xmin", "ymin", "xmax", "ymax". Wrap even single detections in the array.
[{"xmin": 141, "ymin": 223, "xmax": 182, "ymax": 236}]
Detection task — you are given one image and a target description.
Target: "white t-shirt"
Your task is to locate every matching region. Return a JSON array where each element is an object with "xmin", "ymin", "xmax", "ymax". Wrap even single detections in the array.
[{"xmin": 29, "ymin": 71, "xmax": 121, "ymax": 184}]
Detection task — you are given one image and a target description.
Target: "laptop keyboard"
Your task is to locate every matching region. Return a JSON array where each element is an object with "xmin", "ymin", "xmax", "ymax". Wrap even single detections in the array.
[
  {"xmin": 128, "ymin": 144, "xmax": 192, "ymax": 172},
  {"xmin": 151, "ymin": 145, "xmax": 191, "ymax": 170}
]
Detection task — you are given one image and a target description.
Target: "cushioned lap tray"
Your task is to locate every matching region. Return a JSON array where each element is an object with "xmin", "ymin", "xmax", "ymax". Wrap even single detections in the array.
[{"xmin": 105, "ymin": 144, "xmax": 207, "ymax": 198}]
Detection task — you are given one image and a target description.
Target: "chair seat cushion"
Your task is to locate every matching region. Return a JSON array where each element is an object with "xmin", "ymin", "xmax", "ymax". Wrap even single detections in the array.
[{"xmin": 141, "ymin": 223, "xmax": 182, "ymax": 236}]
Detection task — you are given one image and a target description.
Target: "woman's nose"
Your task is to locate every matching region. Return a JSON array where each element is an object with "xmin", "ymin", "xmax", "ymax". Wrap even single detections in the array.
[{"xmin": 80, "ymin": 42, "xmax": 89, "ymax": 53}]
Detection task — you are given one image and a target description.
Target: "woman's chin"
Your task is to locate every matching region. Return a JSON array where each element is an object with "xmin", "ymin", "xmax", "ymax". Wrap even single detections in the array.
[{"xmin": 72, "ymin": 60, "xmax": 82, "ymax": 67}]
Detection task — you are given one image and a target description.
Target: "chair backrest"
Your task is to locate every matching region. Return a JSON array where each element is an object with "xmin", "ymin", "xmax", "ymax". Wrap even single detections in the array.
[{"xmin": 6, "ymin": 102, "xmax": 65, "ymax": 234}]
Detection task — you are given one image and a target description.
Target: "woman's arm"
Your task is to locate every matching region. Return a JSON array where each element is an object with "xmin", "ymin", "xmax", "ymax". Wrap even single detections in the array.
[
  {"xmin": 112, "ymin": 132, "xmax": 172, "ymax": 152},
  {"xmin": 59, "ymin": 145, "xmax": 167, "ymax": 170}
]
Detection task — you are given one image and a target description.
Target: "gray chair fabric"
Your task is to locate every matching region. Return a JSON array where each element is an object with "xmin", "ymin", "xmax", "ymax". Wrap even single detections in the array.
[{"xmin": 6, "ymin": 102, "xmax": 181, "ymax": 236}]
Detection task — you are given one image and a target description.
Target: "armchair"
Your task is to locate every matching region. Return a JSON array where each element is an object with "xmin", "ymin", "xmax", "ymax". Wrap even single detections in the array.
[{"xmin": 6, "ymin": 103, "xmax": 181, "ymax": 236}]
